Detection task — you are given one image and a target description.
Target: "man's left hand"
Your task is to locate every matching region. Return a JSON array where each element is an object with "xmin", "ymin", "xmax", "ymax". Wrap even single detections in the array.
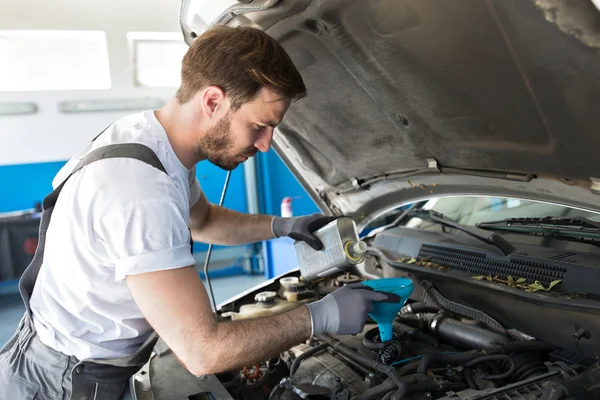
[{"xmin": 272, "ymin": 214, "xmax": 338, "ymax": 250}]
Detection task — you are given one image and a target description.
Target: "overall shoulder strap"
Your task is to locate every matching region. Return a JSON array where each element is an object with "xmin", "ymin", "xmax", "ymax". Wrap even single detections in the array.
[{"xmin": 43, "ymin": 143, "xmax": 167, "ymax": 210}]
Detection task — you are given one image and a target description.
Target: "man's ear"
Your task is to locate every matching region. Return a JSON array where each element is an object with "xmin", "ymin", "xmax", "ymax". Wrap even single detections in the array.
[{"xmin": 201, "ymin": 86, "xmax": 227, "ymax": 119}]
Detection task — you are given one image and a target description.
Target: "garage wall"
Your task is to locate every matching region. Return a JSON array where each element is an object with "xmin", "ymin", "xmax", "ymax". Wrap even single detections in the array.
[
  {"xmin": 0, "ymin": 0, "xmax": 251, "ymax": 213},
  {"xmin": 0, "ymin": 1, "xmax": 250, "ymax": 268},
  {"xmin": 0, "ymin": 0, "xmax": 187, "ymax": 213},
  {"xmin": 0, "ymin": 0, "xmax": 318, "ymax": 261},
  {"xmin": 0, "ymin": 161, "xmax": 66, "ymax": 212},
  {"xmin": 257, "ymin": 151, "xmax": 320, "ymax": 217},
  {"xmin": 0, "ymin": 0, "xmax": 183, "ymax": 166}
]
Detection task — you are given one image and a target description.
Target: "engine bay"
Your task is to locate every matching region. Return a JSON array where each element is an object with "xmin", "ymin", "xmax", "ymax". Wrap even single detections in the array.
[
  {"xmin": 142, "ymin": 269, "xmax": 599, "ymax": 400},
  {"xmin": 135, "ymin": 216, "xmax": 600, "ymax": 400},
  {"xmin": 167, "ymin": 0, "xmax": 600, "ymax": 395}
]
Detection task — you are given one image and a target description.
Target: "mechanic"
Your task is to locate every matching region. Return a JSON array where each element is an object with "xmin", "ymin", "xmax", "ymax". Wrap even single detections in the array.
[{"xmin": 0, "ymin": 26, "xmax": 398, "ymax": 399}]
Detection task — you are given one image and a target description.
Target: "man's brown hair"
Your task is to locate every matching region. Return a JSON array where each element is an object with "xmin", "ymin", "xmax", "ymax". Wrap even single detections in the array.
[{"xmin": 177, "ymin": 25, "xmax": 306, "ymax": 110}]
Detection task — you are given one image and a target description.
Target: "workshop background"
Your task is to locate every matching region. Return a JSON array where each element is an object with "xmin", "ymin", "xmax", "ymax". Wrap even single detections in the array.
[{"xmin": 0, "ymin": 0, "xmax": 318, "ymax": 346}]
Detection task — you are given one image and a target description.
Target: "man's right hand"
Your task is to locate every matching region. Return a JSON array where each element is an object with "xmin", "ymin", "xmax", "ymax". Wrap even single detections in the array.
[
  {"xmin": 305, "ymin": 282, "xmax": 401, "ymax": 335},
  {"xmin": 128, "ymin": 266, "xmax": 399, "ymax": 376}
]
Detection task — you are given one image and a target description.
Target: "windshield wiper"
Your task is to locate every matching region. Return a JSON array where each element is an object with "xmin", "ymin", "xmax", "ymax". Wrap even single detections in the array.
[
  {"xmin": 362, "ymin": 203, "xmax": 423, "ymax": 240},
  {"xmin": 476, "ymin": 216, "xmax": 600, "ymax": 243},
  {"xmin": 407, "ymin": 209, "xmax": 515, "ymax": 255}
]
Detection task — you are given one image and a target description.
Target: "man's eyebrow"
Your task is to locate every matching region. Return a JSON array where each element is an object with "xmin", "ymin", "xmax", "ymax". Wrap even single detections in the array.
[{"xmin": 263, "ymin": 120, "xmax": 278, "ymax": 128}]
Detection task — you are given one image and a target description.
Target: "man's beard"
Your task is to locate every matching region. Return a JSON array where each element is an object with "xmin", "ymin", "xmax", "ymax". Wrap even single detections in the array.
[{"xmin": 195, "ymin": 113, "xmax": 242, "ymax": 171}]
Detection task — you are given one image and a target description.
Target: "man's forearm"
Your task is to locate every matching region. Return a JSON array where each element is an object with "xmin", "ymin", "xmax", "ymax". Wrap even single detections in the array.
[
  {"xmin": 129, "ymin": 266, "xmax": 381, "ymax": 378},
  {"xmin": 192, "ymin": 306, "xmax": 311, "ymax": 375},
  {"xmin": 191, "ymin": 204, "xmax": 275, "ymax": 245}
]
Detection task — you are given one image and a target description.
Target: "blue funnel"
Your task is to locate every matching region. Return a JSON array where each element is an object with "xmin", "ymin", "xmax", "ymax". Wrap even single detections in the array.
[{"xmin": 362, "ymin": 278, "xmax": 413, "ymax": 342}]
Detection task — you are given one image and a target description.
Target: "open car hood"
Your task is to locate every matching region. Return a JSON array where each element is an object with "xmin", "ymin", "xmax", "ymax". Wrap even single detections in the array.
[{"xmin": 181, "ymin": 0, "xmax": 600, "ymax": 226}]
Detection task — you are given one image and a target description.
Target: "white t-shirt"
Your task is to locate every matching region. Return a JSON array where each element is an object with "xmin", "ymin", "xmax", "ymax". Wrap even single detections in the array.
[{"xmin": 30, "ymin": 110, "xmax": 205, "ymax": 360}]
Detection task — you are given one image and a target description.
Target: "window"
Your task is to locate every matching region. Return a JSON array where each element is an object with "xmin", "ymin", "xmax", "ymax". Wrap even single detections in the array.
[
  {"xmin": 128, "ymin": 32, "xmax": 189, "ymax": 88},
  {"xmin": 362, "ymin": 196, "xmax": 600, "ymax": 235},
  {"xmin": 416, "ymin": 197, "xmax": 600, "ymax": 226},
  {"xmin": 0, "ymin": 30, "xmax": 111, "ymax": 91}
]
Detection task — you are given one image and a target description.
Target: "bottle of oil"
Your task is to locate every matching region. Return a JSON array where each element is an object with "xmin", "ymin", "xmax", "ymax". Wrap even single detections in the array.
[{"xmin": 294, "ymin": 217, "xmax": 367, "ymax": 281}]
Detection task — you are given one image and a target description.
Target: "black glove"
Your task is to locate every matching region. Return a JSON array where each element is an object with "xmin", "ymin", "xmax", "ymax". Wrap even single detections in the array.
[
  {"xmin": 306, "ymin": 283, "xmax": 401, "ymax": 335},
  {"xmin": 272, "ymin": 214, "xmax": 338, "ymax": 250}
]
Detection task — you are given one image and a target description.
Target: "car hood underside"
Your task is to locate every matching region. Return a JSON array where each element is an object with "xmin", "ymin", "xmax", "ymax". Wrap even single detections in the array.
[{"xmin": 181, "ymin": 0, "xmax": 600, "ymax": 223}]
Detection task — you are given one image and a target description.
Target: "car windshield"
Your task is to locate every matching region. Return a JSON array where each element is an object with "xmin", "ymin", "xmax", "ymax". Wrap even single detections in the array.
[
  {"xmin": 414, "ymin": 197, "xmax": 600, "ymax": 226},
  {"xmin": 363, "ymin": 196, "xmax": 600, "ymax": 236}
]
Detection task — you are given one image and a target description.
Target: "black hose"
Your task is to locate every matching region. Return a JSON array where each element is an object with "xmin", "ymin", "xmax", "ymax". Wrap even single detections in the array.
[
  {"xmin": 318, "ymin": 334, "xmax": 407, "ymax": 395},
  {"xmin": 486, "ymin": 341, "xmax": 555, "ymax": 355},
  {"xmin": 420, "ymin": 281, "xmax": 507, "ymax": 335},
  {"xmin": 359, "ymin": 378, "xmax": 397, "ymax": 400},
  {"xmin": 413, "ymin": 342, "xmax": 553, "ymax": 383},
  {"xmin": 417, "ymin": 351, "xmax": 479, "ymax": 374},
  {"xmin": 486, "ymin": 360, "xmax": 500, "ymax": 376},
  {"xmin": 463, "ymin": 355, "xmax": 510, "ymax": 367},
  {"xmin": 463, "ymin": 355, "xmax": 515, "ymax": 380},
  {"xmin": 289, "ymin": 342, "xmax": 329, "ymax": 376},
  {"xmin": 362, "ymin": 327, "xmax": 387, "ymax": 351},
  {"xmin": 401, "ymin": 302, "xmax": 440, "ymax": 315},
  {"xmin": 268, "ymin": 385, "xmax": 285, "ymax": 400},
  {"xmin": 416, "ymin": 341, "xmax": 553, "ymax": 375},
  {"xmin": 406, "ymin": 383, "xmax": 436, "ymax": 394},
  {"xmin": 396, "ymin": 315, "xmax": 428, "ymax": 330},
  {"xmin": 398, "ymin": 361, "xmax": 420, "ymax": 376},
  {"xmin": 464, "ymin": 367, "xmax": 477, "ymax": 389},
  {"xmin": 222, "ymin": 376, "xmax": 241, "ymax": 389},
  {"xmin": 436, "ymin": 382, "xmax": 469, "ymax": 392},
  {"xmin": 390, "ymin": 386, "xmax": 408, "ymax": 400},
  {"xmin": 411, "ymin": 330, "xmax": 440, "ymax": 347},
  {"xmin": 509, "ymin": 351, "xmax": 548, "ymax": 382},
  {"xmin": 359, "ymin": 375, "xmax": 425, "ymax": 400},
  {"xmin": 382, "ymin": 392, "xmax": 394, "ymax": 400},
  {"xmin": 405, "ymin": 375, "xmax": 439, "ymax": 393}
]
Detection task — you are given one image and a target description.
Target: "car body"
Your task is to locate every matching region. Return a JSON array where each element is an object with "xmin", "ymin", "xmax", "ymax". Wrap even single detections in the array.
[{"xmin": 126, "ymin": 1, "xmax": 600, "ymax": 399}]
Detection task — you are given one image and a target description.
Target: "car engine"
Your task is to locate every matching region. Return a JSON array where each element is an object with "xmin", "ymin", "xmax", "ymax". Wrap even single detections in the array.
[
  {"xmin": 206, "ymin": 272, "xmax": 599, "ymax": 400},
  {"xmin": 139, "ymin": 218, "xmax": 600, "ymax": 400}
]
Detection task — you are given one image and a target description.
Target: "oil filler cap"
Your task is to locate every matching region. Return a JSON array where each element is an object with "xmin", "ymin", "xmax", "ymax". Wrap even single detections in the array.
[
  {"xmin": 286, "ymin": 282, "xmax": 306, "ymax": 292},
  {"xmin": 255, "ymin": 291, "xmax": 277, "ymax": 303}
]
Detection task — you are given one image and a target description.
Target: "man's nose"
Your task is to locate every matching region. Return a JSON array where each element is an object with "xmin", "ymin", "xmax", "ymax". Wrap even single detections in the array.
[{"xmin": 254, "ymin": 128, "xmax": 273, "ymax": 153}]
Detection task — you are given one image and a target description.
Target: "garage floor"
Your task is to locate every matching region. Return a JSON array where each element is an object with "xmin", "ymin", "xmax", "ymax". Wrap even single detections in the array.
[{"xmin": 0, "ymin": 274, "xmax": 266, "ymax": 349}]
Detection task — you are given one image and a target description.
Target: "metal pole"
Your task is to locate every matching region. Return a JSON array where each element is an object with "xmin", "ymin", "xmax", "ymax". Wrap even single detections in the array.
[
  {"xmin": 243, "ymin": 156, "xmax": 262, "ymax": 274},
  {"xmin": 204, "ymin": 171, "xmax": 232, "ymax": 321},
  {"xmin": 243, "ymin": 156, "xmax": 260, "ymax": 215}
]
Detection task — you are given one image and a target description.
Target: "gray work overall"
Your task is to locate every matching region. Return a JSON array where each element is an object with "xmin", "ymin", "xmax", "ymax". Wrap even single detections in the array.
[{"xmin": 0, "ymin": 143, "xmax": 171, "ymax": 400}]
